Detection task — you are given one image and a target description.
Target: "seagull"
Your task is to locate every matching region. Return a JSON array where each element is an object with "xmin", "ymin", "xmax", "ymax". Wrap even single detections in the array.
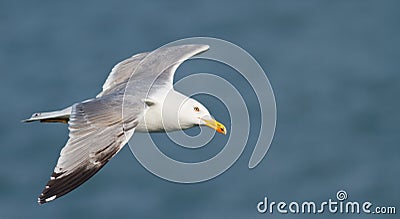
[{"xmin": 24, "ymin": 44, "xmax": 227, "ymax": 204}]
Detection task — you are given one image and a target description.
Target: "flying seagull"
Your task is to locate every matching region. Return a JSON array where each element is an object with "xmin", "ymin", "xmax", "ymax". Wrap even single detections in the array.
[{"xmin": 24, "ymin": 44, "xmax": 227, "ymax": 204}]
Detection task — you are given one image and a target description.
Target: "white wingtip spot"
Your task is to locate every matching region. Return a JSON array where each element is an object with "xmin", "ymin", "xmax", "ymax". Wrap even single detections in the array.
[
  {"xmin": 45, "ymin": 186, "xmax": 50, "ymax": 189},
  {"xmin": 45, "ymin": 195, "xmax": 57, "ymax": 202},
  {"xmin": 50, "ymin": 176, "xmax": 55, "ymax": 180}
]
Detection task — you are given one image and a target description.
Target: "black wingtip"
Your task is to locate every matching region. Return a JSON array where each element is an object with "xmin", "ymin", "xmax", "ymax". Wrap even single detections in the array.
[
  {"xmin": 38, "ymin": 194, "xmax": 57, "ymax": 204},
  {"xmin": 37, "ymin": 161, "xmax": 110, "ymax": 205}
]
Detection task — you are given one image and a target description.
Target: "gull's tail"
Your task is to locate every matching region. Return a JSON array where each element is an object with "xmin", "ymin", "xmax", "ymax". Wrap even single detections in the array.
[{"xmin": 22, "ymin": 107, "xmax": 72, "ymax": 123}]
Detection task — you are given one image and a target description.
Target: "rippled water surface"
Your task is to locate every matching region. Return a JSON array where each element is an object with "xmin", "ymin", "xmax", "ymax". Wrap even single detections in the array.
[{"xmin": 0, "ymin": 1, "xmax": 399, "ymax": 218}]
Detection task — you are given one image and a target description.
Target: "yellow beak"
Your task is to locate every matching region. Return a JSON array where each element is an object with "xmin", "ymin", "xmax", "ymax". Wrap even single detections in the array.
[{"xmin": 201, "ymin": 118, "xmax": 227, "ymax": 135}]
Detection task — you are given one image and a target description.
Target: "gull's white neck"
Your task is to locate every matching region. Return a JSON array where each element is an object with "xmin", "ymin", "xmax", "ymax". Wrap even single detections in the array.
[{"xmin": 135, "ymin": 90, "xmax": 193, "ymax": 133}]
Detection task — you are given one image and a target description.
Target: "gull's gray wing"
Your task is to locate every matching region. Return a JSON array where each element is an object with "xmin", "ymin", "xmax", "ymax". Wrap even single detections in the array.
[
  {"xmin": 124, "ymin": 44, "xmax": 209, "ymax": 101},
  {"xmin": 97, "ymin": 44, "xmax": 209, "ymax": 104},
  {"xmin": 98, "ymin": 44, "xmax": 208, "ymax": 98},
  {"xmin": 38, "ymin": 95, "xmax": 141, "ymax": 204}
]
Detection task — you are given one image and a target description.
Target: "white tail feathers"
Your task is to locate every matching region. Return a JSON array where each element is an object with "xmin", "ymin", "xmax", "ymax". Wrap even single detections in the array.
[{"xmin": 23, "ymin": 107, "xmax": 72, "ymax": 123}]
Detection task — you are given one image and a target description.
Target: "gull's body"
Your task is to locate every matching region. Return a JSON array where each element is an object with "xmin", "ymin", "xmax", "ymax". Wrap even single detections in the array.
[{"xmin": 24, "ymin": 44, "xmax": 226, "ymax": 204}]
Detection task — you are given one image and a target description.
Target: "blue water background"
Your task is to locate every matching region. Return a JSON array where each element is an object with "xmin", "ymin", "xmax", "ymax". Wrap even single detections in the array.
[{"xmin": 0, "ymin": 1, "xmax": 399, "ymax": 218}]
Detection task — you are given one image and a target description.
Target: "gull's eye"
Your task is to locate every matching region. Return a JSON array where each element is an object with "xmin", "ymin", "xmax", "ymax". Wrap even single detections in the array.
[{"xmin": 194, "ymin": 106, "xmax": 200, "ymax": 112}]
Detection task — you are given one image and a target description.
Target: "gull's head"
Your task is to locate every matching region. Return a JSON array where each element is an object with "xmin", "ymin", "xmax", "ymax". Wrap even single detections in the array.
[{"xmin": 178, "ymin": 97, "xmax": 227, "ymax": 135}]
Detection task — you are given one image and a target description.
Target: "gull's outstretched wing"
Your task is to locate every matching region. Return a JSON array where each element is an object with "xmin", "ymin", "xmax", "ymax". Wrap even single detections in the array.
[
  {"xmin": 124, "ymin": 44, "xmax": 209, "ymax": 101},
  {"xmin": 38, "ymin": 95, "xmax": 140, "ymax": 204},
  {"xmin": 98, "ymin": 44, "xmax": 209, "ymax": 98}
]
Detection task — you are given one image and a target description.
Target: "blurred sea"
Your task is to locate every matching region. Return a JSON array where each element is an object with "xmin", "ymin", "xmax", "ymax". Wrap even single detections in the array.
[{"xmin": 0, "ymin": 0, "xmax": 399, "ymax": 218}]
